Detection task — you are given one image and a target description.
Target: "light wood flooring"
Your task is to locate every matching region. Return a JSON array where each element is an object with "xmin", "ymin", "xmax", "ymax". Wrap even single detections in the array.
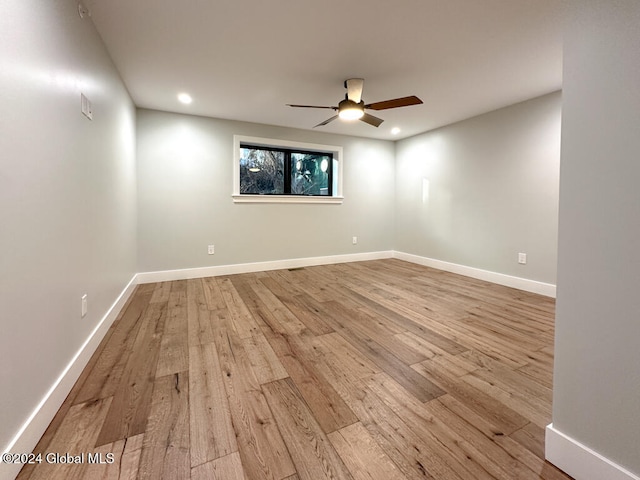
[{"xmin": 18, "ymin": 259, "xmax": 572, "ymax": 480}]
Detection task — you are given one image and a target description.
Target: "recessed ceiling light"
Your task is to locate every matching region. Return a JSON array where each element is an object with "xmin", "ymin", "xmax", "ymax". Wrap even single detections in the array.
[
  {"xmin": 391, "ymin": 127, "xmax": 401, "ymax": 135},
  {"xmin": 177, "ymin": 92, "xmax": 192, "ymax": 104}
]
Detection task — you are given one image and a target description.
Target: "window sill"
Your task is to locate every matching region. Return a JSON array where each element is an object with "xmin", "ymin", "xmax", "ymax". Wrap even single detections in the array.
[{"xmin": 232, "ymin": 194, "xmax": 344, "ymax": 204}]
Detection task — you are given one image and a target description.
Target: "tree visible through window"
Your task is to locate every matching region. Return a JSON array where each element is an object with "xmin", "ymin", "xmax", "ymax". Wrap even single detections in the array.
[
  {"xmin": 240, "ymin": 144, "xmax": 332, "ymax": 196},
  {"xmin": 239, "ymin": 148, "xmax": 285, "ymax": 194}
]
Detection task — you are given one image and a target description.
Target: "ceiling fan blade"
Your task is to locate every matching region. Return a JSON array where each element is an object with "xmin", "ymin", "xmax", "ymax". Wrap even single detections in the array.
[
  {"xmin": 314, "ymin": 115, "xmax": 339, "ymax": 128},
  {"xmin": 287, "ymin": 104, "xmax": 336, "ymax": 110},
  {"xmin": 359, "ymin": 113, "xmax": 384, "ymax": 127},
  {"xmin": 345, "ymin": 78, "xmax": 364, "ymax": 104},
  {"xmin": 364, "ymin": 95, "xmax": 423, "ymax": 111}
]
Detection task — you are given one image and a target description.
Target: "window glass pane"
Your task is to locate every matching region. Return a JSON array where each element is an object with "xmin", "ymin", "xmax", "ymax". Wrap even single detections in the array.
[
  {"xmin": 239, "ymin": 148, "xmax": 285, "ymax": 194},
  {"xmin": 291, "ymin": 153, "xmax": 331, "ymax": 196}
]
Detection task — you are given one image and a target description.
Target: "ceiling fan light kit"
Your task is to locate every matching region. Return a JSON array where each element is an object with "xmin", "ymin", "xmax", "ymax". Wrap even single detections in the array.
[
  {"xmin": 338, "ymin": 99, "xmax": 365, "ymax": 120},
  {"xmin": 288, "ymin": 78, "xmax": 423, "ymax": 129}
]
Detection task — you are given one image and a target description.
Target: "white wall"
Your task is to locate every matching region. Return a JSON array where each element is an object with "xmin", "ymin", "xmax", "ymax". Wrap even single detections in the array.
[
  {"xmin": 0, "ymin": 0, "xmax": 136, "ymax": 465},
  {"xmin": 136, "ymin": 109, "xmax": 395, "ymax": 273},
  {"xmin": 394, "ymin": 93, "xmax": 561, "ymax": 285},
  {"xmin": 549, "ymin": 1, "xmax": 640, "ymax": 478}
]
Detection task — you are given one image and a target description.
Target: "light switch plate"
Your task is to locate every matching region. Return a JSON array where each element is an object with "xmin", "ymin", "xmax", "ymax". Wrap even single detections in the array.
[
  {"xmin": 81, "ymin": 294, "xmax": 88, "ymax": 317},
  {"xmin": 81, "ymin": 93, "xmax": 93, "ymax": 120}
]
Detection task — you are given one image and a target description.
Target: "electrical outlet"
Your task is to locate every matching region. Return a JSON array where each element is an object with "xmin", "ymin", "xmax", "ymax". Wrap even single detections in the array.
[
  {"xmin": 518, "ymin": 253, "xmax": 527, "ymax": 264},
  {"xmin": 207, "ymin": 244, "xmax": 215, "ymax": 255},
  {"xmin": 352, "ymin": 236, "xmax": 358, "ymax": 245},
  {"xmin": 81, "ymin": 294, "xmax": 88, "ymax": 318}
]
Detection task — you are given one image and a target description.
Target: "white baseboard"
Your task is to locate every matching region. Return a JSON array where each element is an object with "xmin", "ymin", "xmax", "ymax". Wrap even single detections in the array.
[
  {"xmin": 393, "ymin": 251, "xmax": 556, "ymax": 297},
  {"xmin": 136, "ymin": 251, "xmax": 394, "ymax": 283},
  {"xmin": 546, "ymin": 424, "xmax": 640, "ymax": 480},
  {"xmin": 137, "ymin": 251, "xmax": 556, "ymax": 298},
  {"xmin": 1, "ymin": 276, "xmax": 138, "ymax": 480}
]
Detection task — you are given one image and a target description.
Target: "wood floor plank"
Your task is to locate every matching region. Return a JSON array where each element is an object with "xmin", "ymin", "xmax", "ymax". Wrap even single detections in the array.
[
  {"xmin": 511, "ymin": 422, "xmax": 546, "ymax": 460},
  {"xmin": 209, "ymin": 305, "xmax": 296, "ymax": 479},
  {"xmin": 218, "ymin": 276, "xmax": 261, "ymax": 339},
  {"xmin": 467, "ymin": 303, "xmax": 554, "ymax": 337},
  {"xmin": 275, "ymin": 293, "xmax": 336, "ymax": 336},
  {"xmin": 365, "ymin": 373, "xmax": 498, "ymax": 480},
  {"xmin": 436, "ymin": 394, "xmax": 573, "ymax": 480},
  {"xmin": 226, "ymin": 388, "xmax": 296, "ymax": 480},
  {"xmin": 311, "ymin": 297, "xmax": 445, "ymax": 402},
  {"xmin": 281, "ymin": 267, "xmax": 338, "ymax": 303},
  {"xmin": 80, "ymin": 439, "xmax": 125, "ymax": 480},
  {"xmin": 515, "ymin": 347, "xmax": 555, "ymax": 389},
  {"xmin": 201, "ymin": 277, "xmax": 228, "ymax": 310},
  {"xmin": 27, "ymin": 397, "xmax": 112, "ymax": 480},
  {"xmin": 210, "ymin": 307, "xmax": 261, "ymax": 391},
  {"xmin": 188, "ymin": 343, "xmax": 238, "ymax": 467},
  {"xmin": 394, "ymin": 331, "xmax": 477, "ymax": 377},
  {"xmin": 243, "ymin": 275, "xmax": 308, "ymax": 336},
  {"xmin": 118, "ymin": 434, "xmax": 145, "ymax": 480},
  {"xmin": 137, "ymin": 372, "xmax": 190, "ymax": 480},
  {"xmin": 304, "ymin": 338, "xmax": 376, "ymax": 419},
  {"xmin": 248, "ymin": 310, "xmax": 359, "ymax": 435},
  {"xmin": 229, "ymin": 276, "xmax": 288, "ymax": 338},
  {"xmin": 460, "ymin": 350, "xmax": 553, "ymax": 427},
  {"xmin": 186, "ymin": 278, "xmax": 217, "ymax": 347},
  {"xmin": 264, "ymin": 269, "xmax": 309, "ymax": 296},
  {"xmin": 412, "ymin": 358, "xmax": 530, "ymax": 435},
  {"xmin": 334, "ymin": 281, "xmax": 470, "ymax": 357},
  {"xmin": 191, "ymin": 452, "xmax": 247, "ymax": 480},
  {"xmin": 461, "ymin": 371, "xmax": 551, "ymax": 428},
  {"xmin": 356, "ymin": 384, "xmax": 461, "ymax": 480},
  {"xmin": 459, "ymin": 313, "xmax": 548, "ymax": 352},
  {"xmin": 423, "ymin": 398, "xmax": 543, "ymax": 480},
  {"xmin": 327, "ymin": 422, "xmax": 406, "ymax": 480},
  {"xmin": 156, "ymin": 287, "xmax": 189, "ymax": 377},
  {"xmin": 343, "ymin": 307, "xmax": 427, "ymax": 366},
  {"xmin": 231, "ymin": 278, "xmax": 359, "ymax": 433},
  {"xmin": 261, "ymin": 378, "xmax": 354, "ymax": 480},
  {"xmin": 339, "ymin": 273, "xmax": 537, "ymax": 368},
  {"xmin": 275, "ymin": 335, "xmax": 359, "ymax": 433},
  {"xmin": 96, "ymin": 300, "xmax": 167, "ymax": 446},
  {"xmin": 241, "ymin": 331, "xmax": 289, "ymax": 385},
  {"xmin": 259, "ymin": 274, "xmax": 335, "ymax": 336},
  {"xmin": 311, "ymin": 332, "xmax": 382, "ymax": 380},
  {"xmin": 150, "ymin": 281, "xmax": 172, "ymax": 304}
]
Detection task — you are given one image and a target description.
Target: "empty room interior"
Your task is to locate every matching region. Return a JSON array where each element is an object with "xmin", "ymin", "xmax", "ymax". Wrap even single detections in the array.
[{"xmin": 1, "ymin": 1, "xmax": 639, "ymax": 479}]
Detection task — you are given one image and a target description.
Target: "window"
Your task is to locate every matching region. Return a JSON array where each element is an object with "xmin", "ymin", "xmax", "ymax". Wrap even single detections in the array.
[
  {"xmin": 239, "ymin": 146, "xmax": 332, "ymax": 196},
  {"xmin": 233, "ymin": 135, "xmax": 343, "ymax": 203}
]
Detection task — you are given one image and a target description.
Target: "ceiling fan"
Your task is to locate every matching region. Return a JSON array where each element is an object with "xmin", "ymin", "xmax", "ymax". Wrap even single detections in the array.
[{"xmin": 287, "ymin": 78, "xmax": 423, "ymax": 128}]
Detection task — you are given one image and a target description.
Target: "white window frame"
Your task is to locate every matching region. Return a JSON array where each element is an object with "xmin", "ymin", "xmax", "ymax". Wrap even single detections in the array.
[{"xmin": 233, "ymin": 135, "xmax": 344, "ymax": 204}]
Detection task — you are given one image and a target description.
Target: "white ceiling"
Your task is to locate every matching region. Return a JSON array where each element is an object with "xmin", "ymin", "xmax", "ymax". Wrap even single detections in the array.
[{"xmin": 84, "ymin": 0, "xmax": 564, "ymax": 140}]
